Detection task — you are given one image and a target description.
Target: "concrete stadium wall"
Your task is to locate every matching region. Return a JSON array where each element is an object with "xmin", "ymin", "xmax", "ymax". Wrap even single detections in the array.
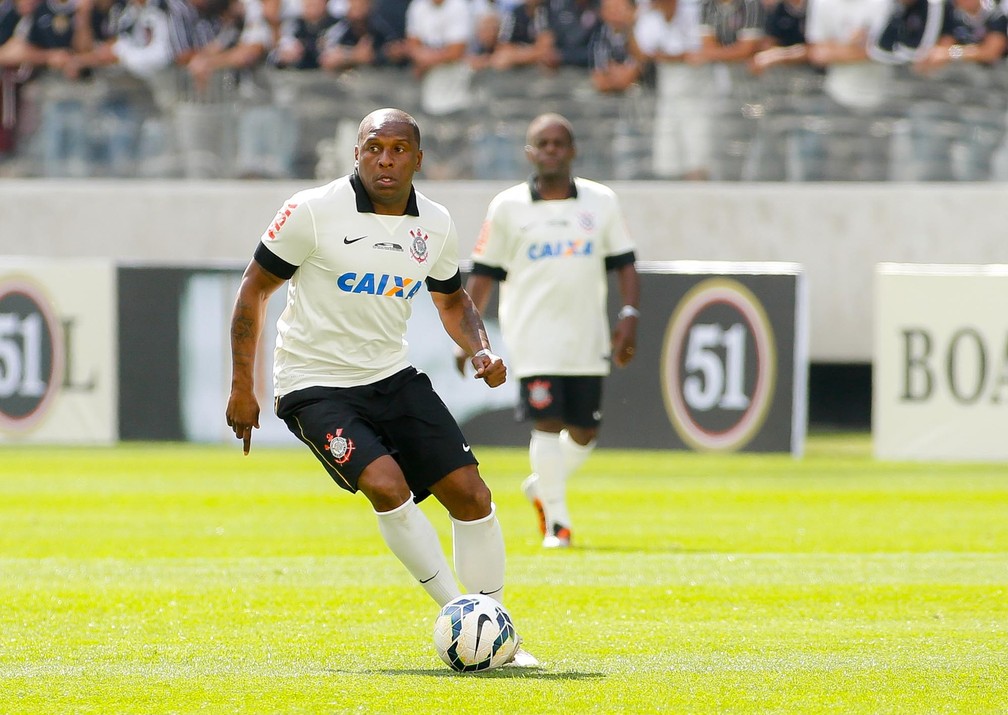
[{"xmin": 2, "ymin": 180, "xmax": 1005, "ymax": 362}]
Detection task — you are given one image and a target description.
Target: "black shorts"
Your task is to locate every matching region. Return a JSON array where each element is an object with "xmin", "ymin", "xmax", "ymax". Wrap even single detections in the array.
[
  {"xmin": 275, "ymin": 367, "xmax": 478, "ymax": 502},
  {"xmin": 516, "ymin": 375, "xmax": 604, "ymax": 428}
]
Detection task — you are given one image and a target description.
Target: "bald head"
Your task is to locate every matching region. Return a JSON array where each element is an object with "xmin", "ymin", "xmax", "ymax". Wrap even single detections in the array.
[
  {"xmin": 526, "ymin": 113, "xmax": 575, "ymax": 147},
  {"xmin": 358, "ymin": 108, "xmax": 421, "ymax": 148},
  {"xmin": 353, "ymin": 107, "xmax": 423, "ymax": 215}
]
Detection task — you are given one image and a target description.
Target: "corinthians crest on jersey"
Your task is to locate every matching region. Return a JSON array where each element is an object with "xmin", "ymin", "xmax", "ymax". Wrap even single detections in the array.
[{"xmin": 409, "ymin": 228, "xmax": 429, "ymax": 264}]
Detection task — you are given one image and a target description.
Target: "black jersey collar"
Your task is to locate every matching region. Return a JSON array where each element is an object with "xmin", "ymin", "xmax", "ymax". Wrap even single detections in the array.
[
  {"xmin": 528, "ymin": 175, "xmax": 578, "ymax": 201},
  {"xmin": 350, "ymin": 170, "xmax": 420, "ymax": 216}
]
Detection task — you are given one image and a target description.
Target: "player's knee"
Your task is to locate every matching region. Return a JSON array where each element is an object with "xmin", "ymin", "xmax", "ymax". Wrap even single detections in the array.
[
  {"xmin": 456, "ymin": 471, "xmax": 492, "ymax": 513},
  {"xmin": 435, "ymin": 467, "xmax": 492, "ymax": 519},
  {"xmin": 358, "ymin": 460, "xmax": 412, "ymax": 511},
  {"xmin": 466, "ymin": 477, "xmax": 492, "ymax": 514},
  {"xmin": 567, "ymin": 426, "xmax": 597, "ymax": 445}
]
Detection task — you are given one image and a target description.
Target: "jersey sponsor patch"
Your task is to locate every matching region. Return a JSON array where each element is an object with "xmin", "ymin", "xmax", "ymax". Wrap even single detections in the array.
[
  {"xmin": 336, "ymin": 272, "xmax": 424, "ymax": 298},
  {"xmin": 527, "ymin": 240, "xmax": 594, "ymax": 260},
  {"xmin": 266, "ymin": 203, "xmax": 298, "ymax": 239},
  {"xmin": 473, "ymin": 221, "xmax": 490, "ymax": 256}
]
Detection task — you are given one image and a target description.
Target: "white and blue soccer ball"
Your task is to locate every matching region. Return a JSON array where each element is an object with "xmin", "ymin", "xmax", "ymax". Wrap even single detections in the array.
[{"xmin": 433, "ymin": 594, "xmax": 520, "ymax": 672}]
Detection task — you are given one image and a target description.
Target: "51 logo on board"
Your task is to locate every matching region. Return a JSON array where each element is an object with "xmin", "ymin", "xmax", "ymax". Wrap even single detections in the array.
[
  {"xmin": 0, "ymin": 279, "xmax": 65, "ymax": 432},
  {"xmin": 661, "ymin": 278, "xmax": 777, "ymax": 452}
]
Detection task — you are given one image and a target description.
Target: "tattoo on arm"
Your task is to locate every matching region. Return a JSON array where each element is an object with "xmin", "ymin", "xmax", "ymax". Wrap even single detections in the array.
[
  {"xmin": 461, "ymin": 297, "xmax": 490, "ymax": 353},
  {"xmin": 230, "ymin": 299, "xmax": 262, "ymax": 384},
  {"xmin": 232, "ymin": 314, "xmax": 255, "ymax": 341}
]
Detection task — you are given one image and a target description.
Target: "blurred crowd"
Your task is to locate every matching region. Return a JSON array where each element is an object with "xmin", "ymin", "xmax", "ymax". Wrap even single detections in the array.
[{"xmin": 1, "ymin": 0, "xmax": 1008, "ymax": 181}]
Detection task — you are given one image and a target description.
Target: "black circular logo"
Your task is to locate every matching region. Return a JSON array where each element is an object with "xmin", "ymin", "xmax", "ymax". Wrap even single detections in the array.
[
  {"xmin": 661, "ymin": 278, "xmax": 776, "ymax": 451},
  {"xmin": 0, "ymin": 280, "xmax": 64, "ymax": 432}
]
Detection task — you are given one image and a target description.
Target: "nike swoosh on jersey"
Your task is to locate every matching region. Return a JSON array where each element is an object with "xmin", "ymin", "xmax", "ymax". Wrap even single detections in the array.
[
  {"xmin": 462, "ymin": 443, "xmax": 471, "ymax": 452},
  {"xmin": 343, "ymin": 235, "xmax": 368, "ymax": 244}
]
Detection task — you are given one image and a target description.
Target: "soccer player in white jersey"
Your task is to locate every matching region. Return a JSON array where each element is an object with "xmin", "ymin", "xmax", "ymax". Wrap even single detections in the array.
[
  {"xmin": 459, "ymin": 113, "xmax": 640, "ymax": 549},
  {"xmin": 226, "ymin": 108, "xmax": 537, "ymax": 666}
]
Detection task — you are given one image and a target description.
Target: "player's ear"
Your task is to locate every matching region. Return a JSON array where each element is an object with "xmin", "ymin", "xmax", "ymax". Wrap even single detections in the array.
[{"xmin": 415, "ymin": 148, "xmax": 423, "ymax": 172}]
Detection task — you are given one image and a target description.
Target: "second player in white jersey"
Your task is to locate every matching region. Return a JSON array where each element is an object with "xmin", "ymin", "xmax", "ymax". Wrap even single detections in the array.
[
  {"xmin": 472, "ymin": 176, "xmax": 637, "ymax": 379},
  {"xmin": 461, "ymin": 113, "xmax": 640, "ymax": 550}
]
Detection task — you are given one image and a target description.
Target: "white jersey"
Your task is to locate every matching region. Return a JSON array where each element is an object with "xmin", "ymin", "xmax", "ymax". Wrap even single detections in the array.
[
  {"xmin": 257, "ymin": 174, "xmax": 461, "ymax": 395},
  {"xmin": 471, "ymin": 177, "xmax": 636, "ymax": 379},
  {"xmin": 806, "ymin": 0, "xmax": 893, "ymax": 110}
]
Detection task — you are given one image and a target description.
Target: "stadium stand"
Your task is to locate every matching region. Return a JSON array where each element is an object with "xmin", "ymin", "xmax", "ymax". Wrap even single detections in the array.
[{"xmin": 2, "ymin": 60, "xmax": 1008, "ymax": 182}]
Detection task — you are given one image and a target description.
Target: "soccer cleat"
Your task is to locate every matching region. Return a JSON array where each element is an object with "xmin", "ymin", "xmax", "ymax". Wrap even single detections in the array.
[
  {"xmin": 503, "ymin": 637, "xmax": 541, "ymax": 668},
  {"xmin": 506, "ymin": 648, "xmax": 541, "ymax": 668},
  {"xmin": 542, "ymin": 524, "xmax": 571, "ymax": 549},
  {"xmin": 520, "ymin": 474, "xmax": 547, "ymax": 537}
]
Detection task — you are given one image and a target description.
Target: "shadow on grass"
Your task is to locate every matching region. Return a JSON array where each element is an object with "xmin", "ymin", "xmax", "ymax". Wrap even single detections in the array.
[
  {"xmin": 327, "ymin": 667, "xmax": 604, "ymax": 680},
  {"xmin": 550, "ymin": 544, "xmax": 689, "ymax": 554}
]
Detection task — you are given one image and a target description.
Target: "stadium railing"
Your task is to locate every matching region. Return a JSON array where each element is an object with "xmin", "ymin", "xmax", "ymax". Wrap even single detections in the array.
[{"xmin": 1, "ymin": 62, "xmax": 1006, "ymax": 182}]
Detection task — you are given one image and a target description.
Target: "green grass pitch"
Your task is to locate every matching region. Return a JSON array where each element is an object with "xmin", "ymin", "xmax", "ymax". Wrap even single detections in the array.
[{"xmin": 2, "ymin": 433, "xmax": 1006, "ymax": 714}]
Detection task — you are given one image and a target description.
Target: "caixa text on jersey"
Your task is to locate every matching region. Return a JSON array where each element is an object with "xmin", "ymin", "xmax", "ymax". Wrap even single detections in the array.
[{"xmin": 336, "ymin": 272, "xmax": 425, "ymax": 299}]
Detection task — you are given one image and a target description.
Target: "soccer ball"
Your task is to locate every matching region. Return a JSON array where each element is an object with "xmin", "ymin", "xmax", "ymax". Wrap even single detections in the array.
[{"xmin": 432, "ymin": 594, "xmax": 520, "ymax": 672}]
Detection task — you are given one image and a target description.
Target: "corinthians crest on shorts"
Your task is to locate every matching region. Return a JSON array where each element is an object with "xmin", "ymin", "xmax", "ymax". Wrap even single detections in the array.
[
  {"xmin": 409, "ymin": 228, "xmax": 429, "ymax": 264},
  {"xmin": 527, "ymin": 379, "xmax": 553, "ymax": 409},
  {"xmin": 326, "ymin": 429, "xmax": 354, "ymax": 464}
]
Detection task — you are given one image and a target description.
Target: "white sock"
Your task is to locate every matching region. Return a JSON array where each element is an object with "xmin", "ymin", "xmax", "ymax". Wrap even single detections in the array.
[
  {"xmin": 529, "ymin": 429, "xmax": 569, "ymax": 529},
  {"xmin": 559, "ymin": 428, "xmax": 595, "ymax": 476},
  {"xmin": 375, "ymin": 496, "xmax": 460, "ymax": 607},
  {"xmin": 451, "ymin": 503, "xmax": 506, "ymax": 603}
]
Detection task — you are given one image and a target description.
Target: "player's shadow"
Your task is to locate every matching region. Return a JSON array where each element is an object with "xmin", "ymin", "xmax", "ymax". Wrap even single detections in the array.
[
  {"xmin": 373, "ymin": 667, "xmax": 604, "ymax": 680},
  {"xmin": 538, "ymin": 543, "xmax": 688, "ymax": 555},
  {"xmin": 326, "ymin": 665, "xmax": 600, "ymax": 677}
]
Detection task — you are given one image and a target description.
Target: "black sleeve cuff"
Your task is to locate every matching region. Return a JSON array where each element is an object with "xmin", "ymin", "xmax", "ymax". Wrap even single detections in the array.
[
  {"xmin": 470, "ymin": 262, "xmax": 508, "ymax": 281},
  {"xmin": 425, "ymin": 269, "xmax": 462, "ymax": 294},
  {"xmin": 254, "ymin": 241, "xmax": 298, "ymax": 280},
  {"xmin": 605, "ymin": 251, "xmax": 637, "ymax": 272}
]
